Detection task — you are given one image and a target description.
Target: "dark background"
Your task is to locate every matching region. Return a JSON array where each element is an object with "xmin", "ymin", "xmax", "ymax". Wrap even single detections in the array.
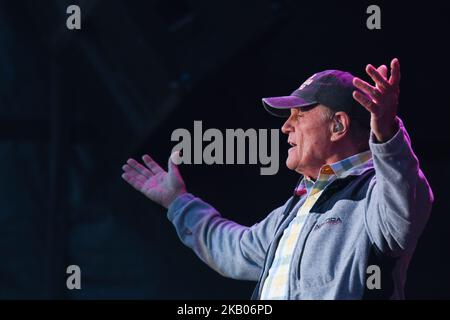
[{"xmin": 0, "ymin": 0, "xmax": 449, "ymax": 299}]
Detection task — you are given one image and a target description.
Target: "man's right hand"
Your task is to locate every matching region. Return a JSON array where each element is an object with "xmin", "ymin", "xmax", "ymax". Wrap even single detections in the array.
[{"xmin": 121, "ymin": 152, "xmax": 186, "ymax": 209}]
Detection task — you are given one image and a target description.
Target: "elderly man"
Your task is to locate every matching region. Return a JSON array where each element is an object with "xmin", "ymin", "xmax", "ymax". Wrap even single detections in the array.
[{"xmin": 122, "ymin": 58, "xmax": 433, "ymax": 299}]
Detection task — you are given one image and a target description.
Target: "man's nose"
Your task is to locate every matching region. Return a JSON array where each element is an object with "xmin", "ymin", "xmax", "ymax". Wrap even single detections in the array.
[{"xmin": 281, "ymin": 118, "xmax": 292, "ymax": 134}]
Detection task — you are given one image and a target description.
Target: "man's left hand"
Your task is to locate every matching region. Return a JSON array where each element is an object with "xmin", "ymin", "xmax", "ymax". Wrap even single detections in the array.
[{"xmin": 352, "ymin": 58, "xmax": 401, "ymax": 143}]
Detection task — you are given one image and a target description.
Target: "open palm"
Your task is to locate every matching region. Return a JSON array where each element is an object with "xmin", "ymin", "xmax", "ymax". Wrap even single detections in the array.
[{"xmin": 121, "ymin": 153, "xmax": 186, "ymax": 209}]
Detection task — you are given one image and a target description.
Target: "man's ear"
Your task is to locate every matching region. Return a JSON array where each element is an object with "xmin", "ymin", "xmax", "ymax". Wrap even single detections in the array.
[{"xmin": 330, "ymin": 111, "xmax": 350, "ymax": 142}]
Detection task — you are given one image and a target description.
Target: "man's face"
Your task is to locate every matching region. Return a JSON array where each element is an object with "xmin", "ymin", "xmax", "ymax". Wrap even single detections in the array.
[{"xmin": 281, "ymin": 105, "xmax": 333, "ymax": 177}]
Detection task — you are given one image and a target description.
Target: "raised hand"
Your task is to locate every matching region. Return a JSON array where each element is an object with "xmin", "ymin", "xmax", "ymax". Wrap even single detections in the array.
[
  {"xmin": 121, "ymin": 152, "xmax": 186, "ymax": 209},
  {"xmin": 352, "ymin": 58, "xmax": 401, "ymax": 143}
]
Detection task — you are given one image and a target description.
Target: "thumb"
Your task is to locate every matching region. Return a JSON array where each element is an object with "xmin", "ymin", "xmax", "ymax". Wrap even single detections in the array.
[{"xmin": 168, "ymin": 151, "xmax": 182, "ymax": 176}]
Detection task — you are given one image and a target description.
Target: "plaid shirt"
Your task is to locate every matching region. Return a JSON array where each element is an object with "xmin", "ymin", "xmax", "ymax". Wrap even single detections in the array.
[{"xmin": 260, "ymin": 150, "xmax": 373, "ymax": 300}]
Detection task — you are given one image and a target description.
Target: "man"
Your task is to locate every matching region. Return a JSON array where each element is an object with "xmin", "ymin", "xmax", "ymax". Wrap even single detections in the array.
[{"xmin": 121, "ymin": 58, "xmax": 434, "ymax": 299}]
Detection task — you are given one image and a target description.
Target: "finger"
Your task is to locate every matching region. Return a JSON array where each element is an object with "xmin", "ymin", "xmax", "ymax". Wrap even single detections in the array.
[
  {"xmin": 389, "ymin": 58, "xmax": 401, "ymax": 86},
  {"xmin": 122, "ymin": 168, "xmax": 148, "ymax": 185},
  {"xmin": 377, "ymin": 65, "xmax": 388, "ymax": 79},
  {"xmin": 122, "ymin": 165, "xmax": 148, "ymax": 182},
  {"xmin": 122, "ymin": 164, "xmax": 138, "ymax": 173},
  {"xmin": 126, "ymin": 158, "xmax": 153, "ymax": 178},
  {"xmin": 142, "ymin": 154, "xmax": 164, "ymax": 174},
  {"xmin": 366, "ymin": 64, "xmax": 389, "ymax": 90},
  {"xmin": 353, "ymin": 77, "xmax": 381, "ymax": 101},
  {"xmin": 168, "ymin": 151, "xmax": 182, "ymax": 175},
  {"xmin": 126, "ymin": 159, "xmax": 153, "ymax": 178},
  {"xmin": 170, "ymin": 150, "xmax": 183, "ymax": 166},
  {"xmin": 353, "ymin": 90, "xmax": 378, "ymax": 114}
]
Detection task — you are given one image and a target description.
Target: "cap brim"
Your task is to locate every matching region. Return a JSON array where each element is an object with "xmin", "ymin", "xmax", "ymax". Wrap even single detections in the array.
[{"xmin": 262, "ymin": 96, "xmax": 318, "ymax": 117}]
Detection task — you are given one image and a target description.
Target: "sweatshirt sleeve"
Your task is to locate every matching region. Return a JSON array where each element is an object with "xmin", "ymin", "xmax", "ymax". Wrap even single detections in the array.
[
  {"xmin": 166, "ymin": 193, "xmax": 289, "ymax": 281},
  {"xmin": 365, "ymin": 117, "xmax": 434, "ymax": 256}
]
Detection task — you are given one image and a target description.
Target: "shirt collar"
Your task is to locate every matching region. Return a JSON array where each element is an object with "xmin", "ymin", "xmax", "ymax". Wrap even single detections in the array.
[
  {"xmin": 327, "ymin": 150, "xmax": 373, "ymax": 178},
  {"xmin": 295, "ymin": 150, "xmax": 373, "ymax": 195}
]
